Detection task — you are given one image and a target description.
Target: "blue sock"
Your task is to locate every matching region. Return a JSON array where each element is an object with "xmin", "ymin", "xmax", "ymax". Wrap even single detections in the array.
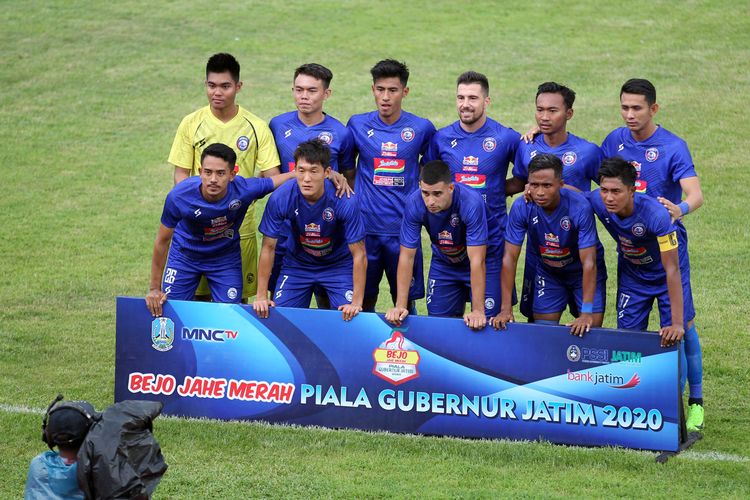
[
  {"xmin": 679, "ymin": 341, "xmax": 687, "ymax": 394},
  {"xmin": 684, "ymin": 324, "xmax": 703, "ymax": 399}
]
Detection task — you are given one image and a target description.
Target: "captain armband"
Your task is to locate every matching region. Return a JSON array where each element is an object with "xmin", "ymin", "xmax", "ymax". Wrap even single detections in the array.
[{"xmin": 657, "ymin": 231, "xmax": 679, "ymax": 252}]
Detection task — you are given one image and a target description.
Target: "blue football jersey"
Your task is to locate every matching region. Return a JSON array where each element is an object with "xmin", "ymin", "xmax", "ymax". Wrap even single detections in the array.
[
  {"xmin": 347, "ymin": 110, "xmax": 436, "ymax": 236},
  {"xmin": 269, "ymin": 111, "xmax": 355, "ymax": 173},
  {"xmin": 400, "ymin": 183, "xmax": 502, "ymax": 268},
  {"xmin": 426, "ymin": 117, "xmax": 521, "ymax": 233},
  {"xmin": 513, "ymin": 133, "xmax": 603, "ymax": 192},
  {"xmin": 162, "ymin": 176, "xmax": 274, "ymax": 259},
  {"xmin": 588, "ymin": 191, "xmax": 684, "ymax": 284},
  {"xmin": 506, "ymin": 189, "xmax": 604, "ymax": 277},
  {"xmin": 259, "ymin": 180, "xmax": 366, "ymax": 269},
  {"xmin": 601, "ymin": 126, "xmax": 697, "ymax": 204}
]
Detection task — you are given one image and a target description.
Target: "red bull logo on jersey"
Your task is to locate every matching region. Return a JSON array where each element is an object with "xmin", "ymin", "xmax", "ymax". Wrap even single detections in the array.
[
  {"xmin": 629, "ymin": 161, "xmax": 648, "ymax": 193},
  {"xmin": 304, "ymin": 223, "xmax": 321, "ymax": 235},
  {"xmin": 544, "ymin": 233, "xmax": 560, "ymax": 245},
  {"xmin": 374, "ymin": 158, "xmax": 405, "ymax": 174},
  {"xmin": 381, "ymin": 142, "xmax": 398, "ymax": 157},
  {"xmin": 645, "ymin": 147, "xmax": 659, "ymax": 162},
  {"xmin": 455, "ymin": 173, "xmax": 486, "ymax": 189},
  {"xmin": 562, "ymin": 151, "xmax": 577, "ymax": 166},
  {"xmin": 372, "ymin": 330, "xmax": 420, "ymax": 385},
  {"xmin": 438, "ymin": 230, "xmax": 453, "ymax": 244},
  {"xmin": 462, "ymin": 156, "xmax": 479, "ymax": 172}
]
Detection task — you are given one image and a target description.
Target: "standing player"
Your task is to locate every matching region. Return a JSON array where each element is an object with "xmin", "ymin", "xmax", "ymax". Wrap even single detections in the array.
[
  {"xmin": 347, "ymin": 59, "xmax": 436, "ymax": 312},
  {"xmin": 146, "ymin": 144, "xmax": 293, "ymax": 317},
  {"xmin": 589, "ymin": 158, "xmax": 686, "ymax": 348},
  {"xmin": 601, "ymin": 78, "xmax": 705, "ymax": 431},
  {"xmin": 513, "ymin": 82, "xmax": 604, "ymax": 321},
  {"xmin": 167, "ymin": 53, "xmax": 281, "ymax": 302},
  {"xmin": 253, "ymin": 140, "xmax": 367, "ymax": 321},
  {"xmin": 385, "ymin": 160, "xmax": 502, "ymax": 330},
  {"xmin": 269, "ymin": 63, "xmax": 355, "ymax": 295},
  {"xmin": 491, "ymin": 154, "xmax": 606, "ymax": 336},
  {"xmin": 426, "ymin": 71, "xmax": 525, "ymax": 236}
]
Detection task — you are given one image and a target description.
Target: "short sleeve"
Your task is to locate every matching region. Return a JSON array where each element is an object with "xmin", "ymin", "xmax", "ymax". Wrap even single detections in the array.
[
  {"xmin": 160, "ymin": 190, "xmax": 182, "ymax": 229},
  {"xmin": 235, "ymin": 176, "xmax": 275, "ymax": 204},
  {"xmin": 337, "ymin": 128, "xmax": 356, "ymax": 171},
  {"xmin": 587, "ymin": 145, "xmax": 605, "ymax": 185},
  {"xmin": 512, "ymin": 143, "xmax": 529, "ymax": 180},
  {"xmin": 258, "ymin": 190, "xmax": 287, "ymax": 239},
  {"xmin": 399, "ymin": 195, "xmax": 424, "ymax": 249},
  {"xmin": 574, "ymin": 200, "xmax": 599, "ymax": 249},
  {"xmin": 600, "ymin": 130, "xmax": 619, "ymax": 158},
  {"xmin": 167, "ymin": 116, "xmax": 197, "ymax": 172},
  {"xmin": 463, "ymin": 195, "xmax": 489, "ymax": 247},
  {"xmin": 505, "ymin": 197, "xmax": 529, "ymax": 246},
  {"xmin": 423, "ymin": 134, "xmax": 441, "ymax": 164},
  {"xmin": 670, "ymin": 141, "xmax": 697, "ymax": 182},
  {"xmin": 339, "ymin": 195, "xmax": 366, "ymax": 244},
  {"xmin": 419, "ymin": 120, "xmax": 437, "ymax": 163},
  {"xmin": 255, "ymin": 123, "xmax": 281, "ymax": 172}
]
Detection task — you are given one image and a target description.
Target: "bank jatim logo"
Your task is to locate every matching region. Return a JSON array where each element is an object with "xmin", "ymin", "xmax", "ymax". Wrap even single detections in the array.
[{"xmin": 372, "ymin": 330, "xmax": 420, "ymax": 385}]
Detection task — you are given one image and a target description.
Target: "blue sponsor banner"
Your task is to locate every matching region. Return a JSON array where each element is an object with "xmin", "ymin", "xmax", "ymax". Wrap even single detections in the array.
[{"xmin": 115, "ymin": 297, "xmax": 680, "ymax": 451}]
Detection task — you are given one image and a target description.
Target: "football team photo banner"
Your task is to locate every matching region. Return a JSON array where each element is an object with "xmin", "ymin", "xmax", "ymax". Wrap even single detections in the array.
[{"xmin": 115, "ymin": 297, "xmax": 680, "ymax": 451}]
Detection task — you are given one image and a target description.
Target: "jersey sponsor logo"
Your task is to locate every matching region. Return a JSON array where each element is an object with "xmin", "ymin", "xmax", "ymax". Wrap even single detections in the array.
[
  {"xmin": 401, "ymin": 127, "xmax": 415, "ymax": 142},
  {"xmin": 645, "ymin": 147, "xmax": 659, "ymax": 162},
  {"xmin": 438, "ymin": 244, "xmax": 467, "ymax": 263},
  {"xmin": 374, "ymin": 175, "xmax": 405, "ymax": 187},
  {"xmin": 617, "ymin": 143, "xmax": 624, "ymax": 152},
  {"xmin": 539, "ymin": 246, "xmax": 573, "ymax": 267},
  {"xmin": 530, "ymin": 150, "xmax": 538, "ymax": 159},
  {"xmin": 318, "ymin": 131, "xmax": 333, "ymax": 144},
  {"xmin": 629, "ymin": 161, "xmax": 648, "ymax": 193},
  {"xmin": 284, "ymin": 129, "xmax": 292, "ymax": 138},
  {"xmin": 455, "ymin": 173, "xmax": 486, "ymax": 189},
  {"xmin": 194, "ymin": 208, "xmax": 202, "ymax": 217},
  {"xmin": 450, "ymin": 213, "xmax": 460, "ymax": 227},
  {"xmin": 151, "ymin": 317, "xmax": 175, "ymax": 352},
  {"xmin": 483, "ymin": 137, "xmax": 496, "ymax": 152},
  {"xmin": 237, "ymin": 136, "xmax": 250, "ymax": 151},
  {"xmin": 631, "ymin": 223, "xmax": 646, "ymax": 237},
  {"xmin": 450, "ymin": 139, "xmax": 458, "ymax": 148},
  {"xmin": 299, "ymin": 235, "xmax": 333, "ymax": 256},
  {"xmin": 620, "ymin": 242, "xmax": 652, "ymax": 264},
  {"xmin": 438, "ymin": 230, "xmax": 453, "ymax": 243},
  {"xmin": 287, "ymin": 161, "xmax": 296, "ymax": 172},
  {"xmin": 366, "ymin": 129, "xmax": 374, "ymax": 138},
  {"xmin": 562, "ymin": 151, "xmax": 577, "ymax": 166},
  {"xmin": 462, "ymin": 156, "xmax": 479, "ymax": 172},
  {"xmin": 304, "ymin": 223, "xmax": 321, "ymax": 235},
  {"xmin": 374, "ymin": 158, "xmax": 405, "ymax": 174},
  {"xmin": 560, "ymin": 216, "xmax": 571, "ymax": 231},
  {"xmin": 381, "ymin": 142, "xmax": 398, "ymax": 157},
  {"xmin": 228, "ymin": 199, "xmax": 242, "ymax": 211},
  {"xmin": 323, "ymin": 207, "xmax": 334, "ymax": 222},
  {"xmin": 372, "ymin": 330, "xmax": 420, "ymax": 385},
  {"xmin": 204, "ymin": 216, "xmax": 234, "ymax": 241},
  {"xmin": 544, "ymin": 232, "xmax": 560, "ymax": 245}
]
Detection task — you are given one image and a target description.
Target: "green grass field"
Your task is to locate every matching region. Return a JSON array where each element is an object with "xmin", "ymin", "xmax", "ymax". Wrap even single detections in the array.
[{"xmin": 1, "ymin": 0, "xmax": 749, "ymax": 497}]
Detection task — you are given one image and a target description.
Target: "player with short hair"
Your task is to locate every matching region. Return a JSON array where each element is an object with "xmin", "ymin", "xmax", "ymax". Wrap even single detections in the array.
[
  {"xmin": 426, "ymin": 71, "xmax": 525, "ymax": 236},
  {"xmin": 268, "ymin": 63, "xmax": 355, "ymax": 295},
  {"xmin": 167, "ymin": 53, "xmax": 281, "ymax": 301},
  {"xmin": 589, "ymin": 158, "xmax": 686, "ymax": 348},
  {"xmin": 513, "ymin": 82, "xmax": 605, "ymax": 320},
  {"xmin": 601, "ymin": 78, "xmax": 705, "ymax": 431},
  {"xmin": 385, "ymin": 160, "xmax": 502, "ymax": 330},
  {"xmin": 347, "ymin": 59, "xmax": 436, "ymax": 312},
  {"xmin": 146, "ymin": 144, "xmax": 293, "ymax": 317},
  {"xmin": 491, "ymin": 154, "xmax": 606, "ymax": 336},
  {"xmin": 254, "ymin": 139, "xmax": 367, "ymax": 321}
]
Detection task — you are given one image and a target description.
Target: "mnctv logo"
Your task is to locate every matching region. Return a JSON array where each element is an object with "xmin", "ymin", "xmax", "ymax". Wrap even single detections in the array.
[{"xmin": 181, "ymin": 328, "xmax": 238, "ymax": 342}]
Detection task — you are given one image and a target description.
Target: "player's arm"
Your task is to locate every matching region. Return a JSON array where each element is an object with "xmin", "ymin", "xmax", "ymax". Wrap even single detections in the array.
[
  {"xmin": 492, "ymin": 242, "xmax": 521, "ymax": 330},
  {"xmin": 465, "ymin": 245, "xmax": 488, "ymax": 330},
  {"xmin": 568, "ymin": 246, "xmax": 597, "ymax": 337},
  {"xmin": 258, "ymin": 166, "xmax": 282, "ymax": 178},
  {"xmin": 269, "ymin": 171, "xmax": 296, "ymax": 189},
  {"xmin": 658, "ymin": 177, "xmax": 704, "ymax": 223},
  {"xmin": 385, "ymin": 246, "xmax": 417, "ymax": 326},
  {"xmin": 173, "ymin": 166, "xmax": 191, "ymax": 185},
  {"xmin": 328, "ymin": 170, "xmax": 354, "ymax": 198},
  {"xmin": 659, "ymin": 238, "xmax": 685, "ymax": 347},
  {"xmin": 341, "ymin": 167, "xmax": 356, "ymax": 189},
  {"xmin": 146, "ymin": 224, "xmax": 175, "ymax": 317},
  {"xmin": 340, "ymin": 240, "xmax": 367, "ymax": 321},
  {"xmin": 253, "ymin": 236, "xmax": 277, "ymax": 318},
  {"xmin": 505, "ymin": 176, "xmax": 526, "ymax": 197}
]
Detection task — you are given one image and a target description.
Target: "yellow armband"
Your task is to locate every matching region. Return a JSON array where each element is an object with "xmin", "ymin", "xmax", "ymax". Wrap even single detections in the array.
[{"xmin": 657, "ymin": 231, "xmax": 679, "ymax": 252}]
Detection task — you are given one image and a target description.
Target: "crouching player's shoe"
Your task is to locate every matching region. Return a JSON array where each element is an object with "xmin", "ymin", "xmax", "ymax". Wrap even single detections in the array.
[{"xmin": 686, "ymin": 403, "xmax": 705, "ymax": 432}]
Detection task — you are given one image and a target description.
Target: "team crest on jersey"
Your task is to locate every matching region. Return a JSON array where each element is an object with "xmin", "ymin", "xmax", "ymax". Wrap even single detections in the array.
[
  {"xmin": 562, "ymin": 151, "xmax": 577, "ymax": 166},
  {"xmin": 381, "ymin": 142, "xmax": 398, "ymax": 157},
  {"xmin": 645, "ymin": 147, "xmax": 659, "ymax": 162},
  {"xmin": 450, "ymin": 213, "xmax": 460, "ymax": 227},
  {"xmin": 323, "ymin": 207, "xmax": 335, "ymax": 222},
  {"xmin": 401, "ymin": 127, "xmax": 415, "ymax": 142},
  {"xmin": 631, "ymin": 223, "xmax": 646, "ymax": 237},
  {"xmin": 560, "ymin": 216, "xmax": 571, "ymax": 231},
  {"xmin": 151, "ymin": 317, "xmax": 174, "ymax": 352},
  {"xmin": 482, "ymin": 137, "xmax": 497, "ymax": 152},
  {"xmin": 236, "ymin": 136, "xmax": 250, "ymax": 151},
  {"xmin": 317, "ymin": 131, "xmax": 333, "ymax": 145},
  {"xmin": 228, "ymin": 199, "xmax": 242, "ymax": 211}
]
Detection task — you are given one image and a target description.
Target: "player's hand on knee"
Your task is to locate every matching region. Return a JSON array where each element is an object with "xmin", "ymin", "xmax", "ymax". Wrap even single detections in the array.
[
  {"xmin": 464, "ymin": 310, "xmax": 487, "ymax": 330},
  {"xmin": 253, "ymin": 297, "xmax": 275, "ymax": 319},
  {"xmin": 385, "ymin": 307, "xmax": 409, "ymax": 326},
  {"xmin": 490, "ymin": 310, "xmax": 513, "ymax": 330},
  {"xmin": 146, "ymin": 289, "xmax": 167, "ymax": 317},
  {"xmin": 338, "ymin": 303, "xmax": 362, "ymax": 322},
  {"xmin": 659, "ymin": 324, "xmax": 685, "ymax": 347},
  {"xmin": 567, "ymin": 313, "xmax": 592, "ymax": 337}
]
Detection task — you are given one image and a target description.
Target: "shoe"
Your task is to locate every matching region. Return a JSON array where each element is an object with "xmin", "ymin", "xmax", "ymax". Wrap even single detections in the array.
[{"xmin": 686, "ymin": 403, "xmax": 704, "ymax": 432}]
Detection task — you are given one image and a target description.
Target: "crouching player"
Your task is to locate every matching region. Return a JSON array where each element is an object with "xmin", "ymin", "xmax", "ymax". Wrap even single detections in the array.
[
  {"xmin": 590, "ymin": 158, "xmax": 687, "ymax": 348},
  {"xmin": 385, "ymin": 160, "xmax": 502, "ymax": 330},
  {"xmin": 253, "ymin": 139, "xmax": 367, "ymax": 321},
  {"xmin": 491, "ymin": 154, "xmax": 606, "ymax": 335},
  {"xmin": 146, "ymin": 143, "xmax": 294, "ymax": 317}
]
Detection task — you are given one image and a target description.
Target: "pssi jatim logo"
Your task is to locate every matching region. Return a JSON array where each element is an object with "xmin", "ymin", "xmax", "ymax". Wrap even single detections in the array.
[{"xmin": 372, "ymin": 330, "xmax": 420, "ymax": 385}]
